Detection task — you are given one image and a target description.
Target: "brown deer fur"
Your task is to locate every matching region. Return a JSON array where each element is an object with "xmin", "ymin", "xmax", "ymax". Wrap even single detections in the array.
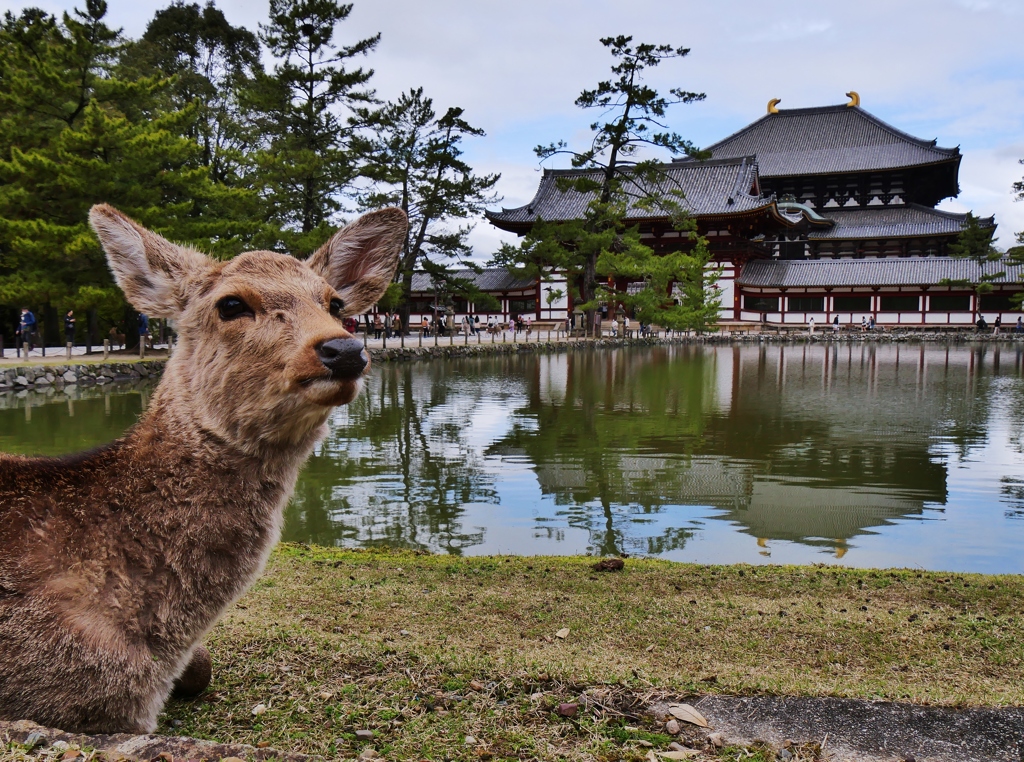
[{"xmin": 0, "ymin": 205, "xmax": 406, "ymax": 734}]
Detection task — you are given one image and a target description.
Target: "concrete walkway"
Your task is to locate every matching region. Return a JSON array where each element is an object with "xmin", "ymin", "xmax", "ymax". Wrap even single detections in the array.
[{"xmin": 694, "ymin": 695, "xmax": 1023, "ymax": 762}]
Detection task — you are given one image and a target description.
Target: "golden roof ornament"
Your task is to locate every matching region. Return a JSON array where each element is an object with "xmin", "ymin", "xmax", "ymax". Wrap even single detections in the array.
[
  {"xmin": 845, "ymin": 91, "xmax": 860, "ymax": 108},
  {"xmin": 767, "ymin": 98, "xmax": 781, "ymax": 114}
]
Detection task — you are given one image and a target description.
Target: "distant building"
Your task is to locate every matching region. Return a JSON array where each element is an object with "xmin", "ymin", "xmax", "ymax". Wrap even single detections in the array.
[{"xmin": 484, "ymin": 94, "xmax": 1021, "ymax": 327}]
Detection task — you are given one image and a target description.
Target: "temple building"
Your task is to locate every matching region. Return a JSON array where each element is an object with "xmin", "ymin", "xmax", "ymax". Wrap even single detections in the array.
[{"xmin": 484, "ymin": 94, "xmax": 1022, "ymax": 327}]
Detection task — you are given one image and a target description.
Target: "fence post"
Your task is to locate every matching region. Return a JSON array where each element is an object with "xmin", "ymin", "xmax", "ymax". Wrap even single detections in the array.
[
  {"xmin": 67, "ymin": 342, "xmax": 72, "ymax": 360},
  {"xmin": 23, "ymin": 342, "xmax": 30, "ymax": 359},
  {"xmin": 139, "ymin": 340, "xmax": 146, "ymax": 360},
  {"xmin": 103, "ymin": 339, "xmax": 110, "ymax": 360}
]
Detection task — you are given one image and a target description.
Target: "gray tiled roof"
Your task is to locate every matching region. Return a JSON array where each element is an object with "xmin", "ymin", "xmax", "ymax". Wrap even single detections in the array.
[
  {"xmin": 809, "ymin": 204, "xmax": 993, "ymax": 240},
  {"xmin": 486, "ymin": 157, "xmax": 772, "ymax": 229},
  {"xmin": 695, "ymin": 105, "xmax": 959, "ymax": 178},
  {"xmin": 736, "ymin": 258, "xmax": 1024, "ymax": 288},
  {"xmin": 410, "ymin": 268, "xmax": 535, "ymax": 293}
]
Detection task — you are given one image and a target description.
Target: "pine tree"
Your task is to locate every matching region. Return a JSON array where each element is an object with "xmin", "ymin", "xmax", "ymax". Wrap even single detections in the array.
[
  {"xmin": 0, "ymin": 0, "xmax": 255, "ymax": 346},
  {"xmin": 494, "ymin": 36, "xmax": 712, "ymax": 335},
  {"xmin": 245, "ymin": 0, "xmax": 379, "ymax": 252},
  {"xmin": 353, "ymin": 87, "xmax": 500, "ymax": 325},
  {"xmin": 119, "ymin": 1, "xmax": 262, "ymax": 186},
  {"xmin": 941, "ymin": 212, "xmax": 1003, "ymax": 296}
]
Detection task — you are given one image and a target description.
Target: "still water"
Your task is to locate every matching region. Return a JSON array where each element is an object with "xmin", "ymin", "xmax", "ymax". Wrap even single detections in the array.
[{"xmin": 2, "ymin": 345, "xmax": 1023, "ymax": 572}]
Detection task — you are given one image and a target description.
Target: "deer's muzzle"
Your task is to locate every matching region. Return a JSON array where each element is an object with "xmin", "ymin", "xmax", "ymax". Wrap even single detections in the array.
[{"xmin": 316, "ymin": 338, "xmax": 368, "ymax": 380}]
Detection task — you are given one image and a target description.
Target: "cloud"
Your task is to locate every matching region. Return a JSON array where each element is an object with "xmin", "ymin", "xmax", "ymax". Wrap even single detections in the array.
[{"xmin": 4, "ymin": 0, "xmax": 1022, "ymax": 252}]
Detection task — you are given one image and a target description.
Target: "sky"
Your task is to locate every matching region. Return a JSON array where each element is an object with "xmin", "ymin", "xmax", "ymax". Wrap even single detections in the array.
[{"xmin": 4, "ymin": 0, "xmax": 1024, "ymax": 256}]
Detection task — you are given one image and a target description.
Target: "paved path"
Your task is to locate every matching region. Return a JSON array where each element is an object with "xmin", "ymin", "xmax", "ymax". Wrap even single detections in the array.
[{"xmin": 694, "ymin": 695, "xmax": 1024, "ymax": 762}]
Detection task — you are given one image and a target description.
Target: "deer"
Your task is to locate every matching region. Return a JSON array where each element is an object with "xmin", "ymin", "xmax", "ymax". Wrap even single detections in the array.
[{"xmin": 0, "ymin": 204, "xmax": 406, "ymax": 734}]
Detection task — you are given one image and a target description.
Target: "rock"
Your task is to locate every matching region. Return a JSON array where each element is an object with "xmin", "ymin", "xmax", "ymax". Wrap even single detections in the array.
[
  {"xmin": 664, "ymin": 719, "xmax": 680, "ymax": 735},
  {"xmin": 14, "ymin": 376, "xmax": 28, "ymax": 386},
  {"xmin": 464, "ymin": 736, "xmax": 477, "ymax": 745},
  {"xmin": 469, "ymin": 680, "xmax": 485, "ymax": 691},
  {"xmin": 251, "ymin": 703, "xmax": 267, "ymax": 716},
  {"xmin": 172, "ymin": 644, "xmax": 212, "ymax": 698},
  {"xmin": 779, "ymin": 750, "xmax": 792, "ymax": 761},
  {"xmin": 708, "ymin": 733, "xmax": 724, "ymax": 748},
  {"xmin": 256, "ymin": 741, "xmax": 271, "ymax": 748},
  {"xmin": 358, "ymin": 749, "xmax": 378, "ymax": 760},
  {"xmin": 220, "ymin": 757, "xmax": 246, "ymax": 762},
  {"xmin": 591, "ymin": 557, "xmax": 625, "ymax": 572},
  {"xmin": 556, "ymin": 703, "xmax": 578, "ymax": 717},
  {"xmin": 355, "ymin": 729, "xmax": 374, "ymax": 741},
  {"xmin": 24, "ymin": 732, "xmax": 48, "ymax": 748},
  {"xmin": 668, "ymin": 742, "xmax": 687, "ymax": 752}
]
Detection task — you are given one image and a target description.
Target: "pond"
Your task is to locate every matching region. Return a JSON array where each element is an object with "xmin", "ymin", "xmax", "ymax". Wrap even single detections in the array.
[{"xmin": 3, "ymin": 344, "xmax": 1023, "ymax": 573}]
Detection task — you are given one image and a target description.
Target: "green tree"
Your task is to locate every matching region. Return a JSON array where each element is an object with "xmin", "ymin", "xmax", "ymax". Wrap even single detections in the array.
[
  {"xmin": 0, "ymin": 0, "xmax": 254, "ymax": 346},
  {"xmin": 0, "ymin": 3, "xmax": 119, "ymax": 159},
  {"xmin": 119, "ymin": 1, "xmax": 262, "ymax": 186},
  {"xmin": 246, "ymin": 0, "xmax": 379, "ymax": 252},
  {"xmin": 939, "ymin": 213, "xmax": 1004, "ymax": 299},
  {"xmin": 493, "ymin": 36, "xmax": 711, "ymax": 335},
  {"xmin": 353, "ymin": 87, "xmax": 500, "ymax": 324}
]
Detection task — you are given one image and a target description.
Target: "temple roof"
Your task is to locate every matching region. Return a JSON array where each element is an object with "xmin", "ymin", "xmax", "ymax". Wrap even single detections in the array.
[
  {"xmin": 736, "ymin": 257, "xmax": 1024, "ymax": 289},
  {"xmin": 692, "ymin": 105, "xmax": 960, "ymax": 178},
  {"xmin": 410, "ymin": 268, "xmax": 535, "ymax": 293},
  {"xmin": 486, "ymin": 157, "xmax": 780, "ymax": 232},
  {"xmin": 808, "ymin": 205, "xmax": 994, "ymax": 240}
]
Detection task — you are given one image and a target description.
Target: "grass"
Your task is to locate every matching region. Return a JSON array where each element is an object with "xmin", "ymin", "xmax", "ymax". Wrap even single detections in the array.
[
  {"xmin": 112, "ymin": 544, "xmax": 1024, "ymax": 760},
  {"xmin": 3, "ymin": 545, "xmax": 1019, "ymax": 760}
]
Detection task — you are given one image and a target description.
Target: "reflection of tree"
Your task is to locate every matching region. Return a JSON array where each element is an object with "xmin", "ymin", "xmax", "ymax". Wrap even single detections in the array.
[
  {"xmin": 283, "ymin": 361, "xmax": 503, "ymax": 553},
  {"xmin": 489, "ymin": 345, "xmax": 1008, "ymax": 554},
  {"xmin": 490, "ymin": 347, "xmax": 716, "ymax": 555},
  {"xmin": 0, "ymin": 384, "xmax": 147, "ymax": 456}
]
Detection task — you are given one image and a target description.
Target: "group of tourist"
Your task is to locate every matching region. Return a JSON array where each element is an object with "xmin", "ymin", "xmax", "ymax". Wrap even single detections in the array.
[{"xmin": 977, "ymin": 315, "xmax": 1023, "ymax": 335}]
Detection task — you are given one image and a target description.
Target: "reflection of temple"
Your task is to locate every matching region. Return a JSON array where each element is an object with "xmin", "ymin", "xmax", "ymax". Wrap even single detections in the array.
[{"xmin": 496, "ymin": 345, "xmax": 966, "ymax": 556}]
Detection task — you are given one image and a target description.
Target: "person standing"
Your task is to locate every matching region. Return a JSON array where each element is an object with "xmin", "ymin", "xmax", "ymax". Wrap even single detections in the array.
[
  {"xmin": 373, "ymin": 313, "xmax": 383, "ymax": 339},
  {"xmin": 138, "ymin": 313, "xmax": 150, "ymax": 348},
  {"xmin": 1016, "ymin": 316, "xmax": 1023, "ymax": 334},
  {"xmin": 832, "ymin": 315, "xmax": 840, "ymax": 332},
  {"xmin": 19, "ymin": 308, "xmax": 36, "ymax": 351},
  {"xmin": 64, "ymin": 309, "xmax": 76, "ymax": 347},
  {"xmin": 993, "ymin": 315, "xmax": 1001, "ymax": 336},
  {"xmin": 808, "ymin": 316, "xmax": 815, "ymax": 334},
  {"xmin": 392, "ymin": 312, "xmax": 402, "ymax": 338},
  {"xmin": 860, "ymin": 316, "xmax": 867, "ymax": 332}
]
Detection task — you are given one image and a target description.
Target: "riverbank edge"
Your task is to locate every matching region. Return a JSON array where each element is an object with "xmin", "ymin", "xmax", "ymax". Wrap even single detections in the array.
[{"xmin": 2, "ymin": 332, "xmax": 1022, "ymax": 390}]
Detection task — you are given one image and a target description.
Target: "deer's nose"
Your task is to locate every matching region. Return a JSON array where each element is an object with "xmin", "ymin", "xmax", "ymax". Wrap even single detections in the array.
[{"xmin": 316, "ymin": 338, "xmax": 368, "ymax": 379}]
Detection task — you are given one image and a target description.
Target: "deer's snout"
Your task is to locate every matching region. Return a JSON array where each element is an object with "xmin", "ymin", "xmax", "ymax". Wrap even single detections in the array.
[{"xmin": 316, "ymin": 337, "xmax": 368, "ymax": 379}]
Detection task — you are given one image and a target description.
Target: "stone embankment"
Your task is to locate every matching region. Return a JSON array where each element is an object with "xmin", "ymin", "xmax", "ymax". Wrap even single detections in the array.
[
  {"xmin": 0, "ymin": 361, "xmax": 163, "ymax": 393},
  {"xmin": 2, "ymin": 333, "xmax": 1021, "ymax": 392}
]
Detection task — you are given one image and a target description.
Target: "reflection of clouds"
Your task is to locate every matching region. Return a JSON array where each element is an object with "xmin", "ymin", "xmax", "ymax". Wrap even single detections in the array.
[{"xmin": 275, "ymin": 345, "xmax": 1024, "ymax": 571}]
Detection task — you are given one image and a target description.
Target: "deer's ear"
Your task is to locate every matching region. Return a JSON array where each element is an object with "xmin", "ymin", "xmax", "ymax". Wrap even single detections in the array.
[
  {"xmin": 306, "ymin": 208, "xmax": 406, "ymax": 315},
  {"xmin": 89, "ymin": 204, "xmax": 213, "ymax": 318}
]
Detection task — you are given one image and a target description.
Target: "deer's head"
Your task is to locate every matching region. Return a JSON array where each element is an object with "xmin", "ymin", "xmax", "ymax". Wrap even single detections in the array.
[{"xmin": 90, "ymin": 205, "xmax": 406, "ymax": 452}]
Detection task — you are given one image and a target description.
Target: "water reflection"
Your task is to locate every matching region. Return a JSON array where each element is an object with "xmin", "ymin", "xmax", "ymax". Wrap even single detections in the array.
[{"xmin": 3, "ymin": 345, "xmax": 1024, "ymax": 571}]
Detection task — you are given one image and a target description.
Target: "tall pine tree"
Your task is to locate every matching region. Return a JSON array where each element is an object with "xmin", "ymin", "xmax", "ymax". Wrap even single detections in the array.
[
  {"xmin": 494, "ymin": 36, "xmax": 715, "ymax": 334},
  {"xmin": 246, "ymin": 0, "xmax": 379, "ymax": 253},
  {"xmin": 353, "ymin": 87, "xmax": 500, "ymax": 326},
  {"xmin": 0, "ymin": 0, "xmax": 254, "ymax": 346}
]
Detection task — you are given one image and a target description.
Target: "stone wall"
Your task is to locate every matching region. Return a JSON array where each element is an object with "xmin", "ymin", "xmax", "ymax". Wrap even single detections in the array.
[
  {"xmin": 2, "ymin": 332, "xmax": 1021, "ymax": 392},
  {"xmin": 0, "ymin": 362, "xmax": 163, "ymax": 392}
]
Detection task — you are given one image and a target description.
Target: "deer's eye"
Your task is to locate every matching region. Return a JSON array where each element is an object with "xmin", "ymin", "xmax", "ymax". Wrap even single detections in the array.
[
  {"xmin": 217, "ymin": 296, "xmax": 253, "ymax": 321},
  {"xmin": 329, "ymin": 297, "xmax": 345, "ymax": 318}
]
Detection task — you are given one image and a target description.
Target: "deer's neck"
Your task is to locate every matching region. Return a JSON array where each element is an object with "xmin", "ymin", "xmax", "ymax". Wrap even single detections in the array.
[{"xmin": 113, "ymin": 380, "xmax": 326, "ymax": 652}]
